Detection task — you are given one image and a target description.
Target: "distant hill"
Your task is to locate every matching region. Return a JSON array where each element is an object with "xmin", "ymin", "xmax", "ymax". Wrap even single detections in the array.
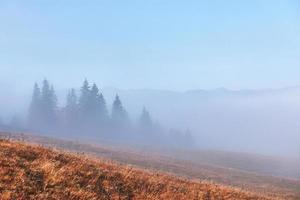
[
  {"xmin": 100, "ymin": 86, "xmax": 300, "ymax": 157},
  {"xmin": 1, "ymin": 86, "xmax": 300, "ymax": 156},
  {"xmin": 0, "ymin": 139, "xmax": 276, "ymax": 200}
]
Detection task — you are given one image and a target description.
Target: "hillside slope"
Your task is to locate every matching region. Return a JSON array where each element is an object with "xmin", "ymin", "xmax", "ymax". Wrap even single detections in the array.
[
  {"xmin": 1, "ymin": 131, "xmax": 299, "ymax": 199},
  {"xmin": 0, "ymin": 139, "xmax": 274, "ymax": 200}
]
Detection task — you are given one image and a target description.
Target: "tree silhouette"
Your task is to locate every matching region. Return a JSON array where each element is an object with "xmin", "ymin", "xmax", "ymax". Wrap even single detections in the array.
[
  {"xmin": 98, "ymin": 93, "xmax": 108, "ymax": 123},
  {"xmin": 92, "ymin": 84, "xmax": 108, "ymax": 124},
  {"xmin": 25, "ymin": 79, "xmax": 195, "ymax": 148},
  {"xmin": 111, "ymin": 95, "xmax": 129, "ymax": 127},
  {"xmin": 28, "ymin": 82, "xmax": 42, "ymax": 130},
  {"xmin": 40, "ymin": 79, "xmax": 58, "ymax": 131},
  {"xmin": 90, "ymin": 84, "xmax": 109, "ymax": 128},
  {"xmin": 64, "ymin": 88, "xmax": 79, "ymax": 131},
  {"xmin": 138, "ymin": 107, "xmax": 153, "ymax": 129},
  {"xmin": 79, "ymin": 79, "xmax": 91, "ymax": 122}
]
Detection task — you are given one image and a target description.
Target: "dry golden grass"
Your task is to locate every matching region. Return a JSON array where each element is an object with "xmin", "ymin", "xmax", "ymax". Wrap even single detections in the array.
[
  {"xmin": 2, "ymin": 131, "xmax": 297, "ymax": 199},
  {"xmin": 0, "ymin": 139, "xmax": 276, "ymax": 200}
]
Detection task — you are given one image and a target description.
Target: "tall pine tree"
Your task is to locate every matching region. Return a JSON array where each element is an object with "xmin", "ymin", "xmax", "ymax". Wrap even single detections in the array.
[
  {"xmin": 137, "ymin": 107, "xmax": 159, "ymax": 143},
  {"xmin": 40, "ymin": 79, "xmax": 58, "ymax": 131},
  {"xmin": 98, "ymin": 93, "xmax": 108, "ymax": 124},
  {"xmin": 64, "ymin": 88, "xmax": 79, "ymax": 131},
  {"xmin": 90, "ymin": 84, "xmax": 108, "ymax": 127},
  {"xmin": 78, "ymin": 79, "xmax": 91, "ymax": 121},
  {"xmin": 138, "ymin": 107, "xmax": 153, "ymax": 129},
  {"xmin": 28, "ymin": 82, "xmax": 42, "ymax": 130},
  {"xmin": 111, "ymin": 95, "xmax": 129, "ymax": 127}
]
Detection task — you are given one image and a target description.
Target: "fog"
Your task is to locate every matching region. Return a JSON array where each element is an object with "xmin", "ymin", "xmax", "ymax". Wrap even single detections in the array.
[
  {"xmin": 105, "ymin": 87, "xmax": 300, "ymax": 158},
  {"xmin": 1, "ymin": 1, "xmax": 300, "ymax": 162},
  {"xmin": 0, "ymin": 83, "xmax": 300, "ymax": 159}
]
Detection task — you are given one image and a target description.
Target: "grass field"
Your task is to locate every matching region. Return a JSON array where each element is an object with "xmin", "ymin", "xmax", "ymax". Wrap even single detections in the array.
[
  {"xmin": 0, "ymin": 131, "xmax": 299, "ymax": 199},
  {"xmin": 0, "ymin": 139, "xmax": 277, "ymax": 200}
]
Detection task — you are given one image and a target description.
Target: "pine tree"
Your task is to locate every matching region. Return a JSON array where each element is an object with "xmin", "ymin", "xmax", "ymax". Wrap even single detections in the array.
[
  {"xmin": 90, "ymin": 84, "xmax": 108, "ymax": 126},
  {"xmin": 137, "ymin": 107, "xmax": 159, "ymax": 143},
  {"xmin": 41, "ymin": 79, "xmax": 51, "ymax": 118},
  {"xmin": 40, "ymin": 79, "xmax": 58, "ymax": 131},
  {"xmin": 65, "ymin": 88, "xmax": 79, "ymax": 131},
  {"xmin": 50, "ymin": 85, "xmax": 58, "ymax": 113},
  {"xmin": 66, "ymin": 89, "xmax": 78, "ymax": 110},
  {"xmin": 90, "ymin": 84, "xmax": 100, "ymax": 120},
  {"xmin": 138, "ymin": 107, "xmax": 153, "ymax": 129},
  {"xmin": 111, "ymin": 95, "xmax": 128, "ymax": 127},
  {"xmin": 98, "ymin": 93, "xmax": 108, "ymax": 123},
  {"xmin": 28, "ymin": 83, "xmax": 42, "ymax": 130},
  {"xmin": 78, "ymin": 79, "xmax": 91, "ymax": 120}
]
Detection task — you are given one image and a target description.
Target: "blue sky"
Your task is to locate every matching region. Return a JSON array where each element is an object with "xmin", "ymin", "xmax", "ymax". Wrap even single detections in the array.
[{"xmin": 0, "ymin": 0, "xmax": 300, "ymax": 91}]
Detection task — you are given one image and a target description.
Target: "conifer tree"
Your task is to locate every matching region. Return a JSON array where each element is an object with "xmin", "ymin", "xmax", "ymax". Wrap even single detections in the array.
[
  {"xmin": 66, "ymin": 89, "xmax": 78, "ymax": 110},
  {"xmin": 137, "ymin": 107, "xmax": 159, "ymax": 142},
  {"xmin": 90, "ymin": 84, "xmax": 108, "ymax": 126},
  {"xmin": 111, "ymin": 95, "xmax": 129, "ymax": 127},
  {"xmin": 78, "ymin": 79, "xmax": 91, "ymax": 120},
  {"xmin": 65, "ymin": 88, "xmax": 78, "ymax": 130},
  {"xmin": 50, "ymin": 85, "xmax": 58, "ymax": 112},
  {"xmin": 98, "ymin": 93, "xmax": 109, "ymax": 123},
  {"xmin": 28, "ymin": 83, "xmax": 42, "ymax": 129},
  {"xmin": 40, "ymin": 79, "xmax": 58, "ymax": 131},
  {"xmin": 138, "ymin": 107, "xmax": 153, "ymax": 129},
  {"xmin": 90, "ymin": 84, "xmax": 100, "ymax": 120}
]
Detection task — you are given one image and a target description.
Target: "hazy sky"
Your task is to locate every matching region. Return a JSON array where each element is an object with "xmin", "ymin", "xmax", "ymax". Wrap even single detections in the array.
[{"xmin": 1, "ymin": 0, "xmax": 300, "ymax": 91}]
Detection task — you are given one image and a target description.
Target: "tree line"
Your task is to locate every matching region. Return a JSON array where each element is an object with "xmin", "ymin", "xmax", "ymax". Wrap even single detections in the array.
[{"xmin": 16, "ymin": 79, "xmax": 194, "ymax": 147}]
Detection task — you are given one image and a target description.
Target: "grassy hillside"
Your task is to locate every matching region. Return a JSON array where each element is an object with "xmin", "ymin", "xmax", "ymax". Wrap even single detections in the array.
[
  {"xmin": 1, "ymin": 131, "xmax": 299, "ymax": 199},
  {"xmin": 0, "ymin": 139, "xmax": 277, "ymax": 200}
]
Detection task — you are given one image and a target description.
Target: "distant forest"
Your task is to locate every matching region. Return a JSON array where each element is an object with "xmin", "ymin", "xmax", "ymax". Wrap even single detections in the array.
[{"xmin": 0, "ymin": 79, "xmax": 194, "ymax": 148}]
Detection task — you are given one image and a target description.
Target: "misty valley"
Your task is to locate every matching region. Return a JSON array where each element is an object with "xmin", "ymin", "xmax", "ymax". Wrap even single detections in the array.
[
  {"xmin": 0, "ymin": 79, "xmax": 194, "ymax": 149},
  {"xmin": 1, "ymin": 1, "xmax": 300, "ymax": 199}
]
